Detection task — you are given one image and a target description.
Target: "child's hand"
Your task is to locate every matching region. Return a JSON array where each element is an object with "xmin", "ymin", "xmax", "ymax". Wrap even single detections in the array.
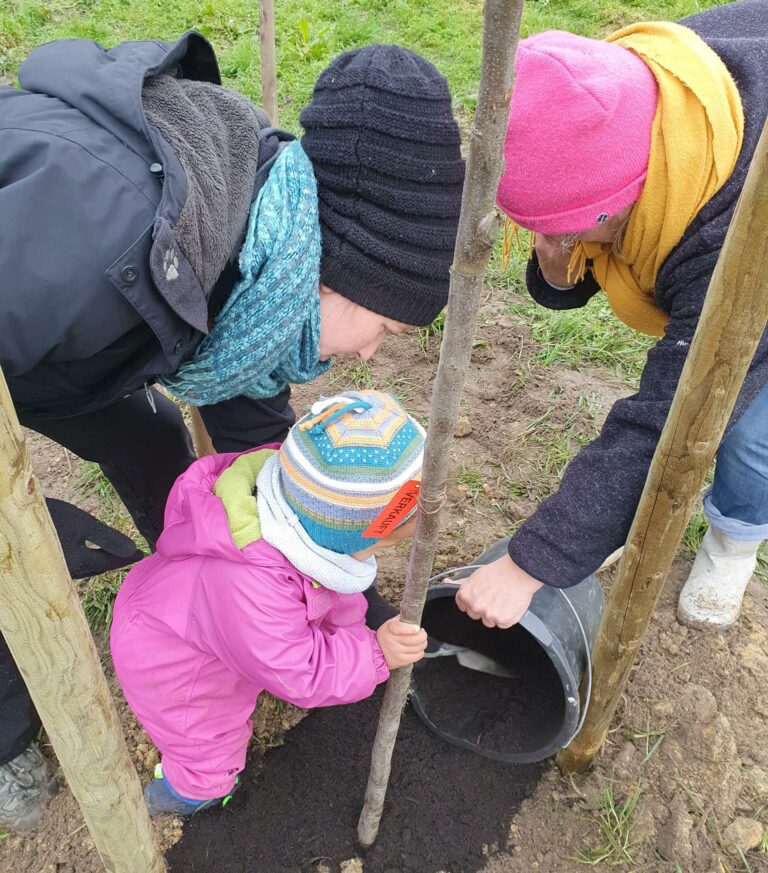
[{"xmin": 376, "ymin": 615, "xmax": 428, "ymax": 670}]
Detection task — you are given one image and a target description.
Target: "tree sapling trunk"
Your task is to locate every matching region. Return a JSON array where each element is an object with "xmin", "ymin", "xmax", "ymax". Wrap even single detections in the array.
[{"xmin": 356, "ymin": 0, "xmax": 526, "ymax": 848}]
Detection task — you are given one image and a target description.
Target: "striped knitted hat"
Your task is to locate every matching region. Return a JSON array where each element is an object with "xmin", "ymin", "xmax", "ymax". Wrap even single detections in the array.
[{"xmin": 278, "ymin": 391, "xmax": 425, "ymax": 554}]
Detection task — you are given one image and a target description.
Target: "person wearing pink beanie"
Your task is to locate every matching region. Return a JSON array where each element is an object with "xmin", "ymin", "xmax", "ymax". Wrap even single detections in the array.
[
  {"xmin": 457, "ymin": 0, "xmax": 768, "ymax": 633},
  {"xmin": 496, "ymin": 30, "xmax": 658, "ymax": 237}
]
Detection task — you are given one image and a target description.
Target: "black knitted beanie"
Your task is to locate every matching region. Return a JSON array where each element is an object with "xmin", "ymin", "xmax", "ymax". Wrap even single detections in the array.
[{"xmin": 300, "ymin": 44, "xmax": 465, "ymax": 327}]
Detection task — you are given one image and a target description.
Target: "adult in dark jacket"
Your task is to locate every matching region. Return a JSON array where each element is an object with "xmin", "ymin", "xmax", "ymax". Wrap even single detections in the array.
[
  {"xmin": 456, "ymin": 1, "xmax": 768, "ymax": 631},
  {"xmin": 0, "ymin": 34, "xmax": 464, "ymax": 831}
]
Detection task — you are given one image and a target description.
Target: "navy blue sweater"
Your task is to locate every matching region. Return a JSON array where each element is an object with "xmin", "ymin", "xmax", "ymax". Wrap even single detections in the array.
[{"xmin": 508, "ymin": 0, "xmax": 768, "ymax": 587}]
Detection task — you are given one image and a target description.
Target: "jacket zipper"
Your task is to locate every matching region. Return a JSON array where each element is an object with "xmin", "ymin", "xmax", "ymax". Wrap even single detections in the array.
[{"xmin": 144, "ymin": 382, "xmax": 157, "ymax": 414}]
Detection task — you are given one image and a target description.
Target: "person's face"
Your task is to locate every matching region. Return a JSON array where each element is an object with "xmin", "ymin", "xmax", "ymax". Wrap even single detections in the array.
[
  {"xmin": 562, "ymin": 204, "xmax": 635, "ymax": 245},
  {"xmin": 318, "ymin": 285, "xmax": 412, "ymax": 362},
  {"xmin": 351, "ymin": 514, "xmax": 418, "ymax": 561}
]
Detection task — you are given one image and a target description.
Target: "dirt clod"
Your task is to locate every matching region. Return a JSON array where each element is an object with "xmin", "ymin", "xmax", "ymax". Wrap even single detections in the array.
[
  {"xmin": 656, "ymin": 792, "xmax": 694, "ymax": 864},
  {"xmin": 454, "ymin": 416, "xmax": 473, "ymax": 437},
  {"xmin": 680, "ymin": 683, "xmax": 719, "ymax": 724},
  {"xmin": 722, "ymin": 817, "xmax": 764, "ymax": 854}
]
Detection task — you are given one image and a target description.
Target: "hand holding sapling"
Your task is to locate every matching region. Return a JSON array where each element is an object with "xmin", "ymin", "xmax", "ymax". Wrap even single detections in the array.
[{"xmin": 376, "ymin": 616, "xmax": 428, "ymax": 669}]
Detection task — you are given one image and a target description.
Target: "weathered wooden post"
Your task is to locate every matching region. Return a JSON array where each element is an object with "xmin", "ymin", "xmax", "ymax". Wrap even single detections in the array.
[
  {"xmin": 189, "ymin": 407, "xmax": 215, "ymax": 457},
  {"xmin": 259, "ymin": 0, "xmax": 279, "ymax": 124},
  {"xmin": 558, "ymin": 114, "xmax": 768, "ymax": 774},
  {"xmin": 356, "ymin": 0, "xmax": 525, "ymax": 848},
  {"xmin": 0, "ymin": 368, "xmax": 166, "ymax": 872}
]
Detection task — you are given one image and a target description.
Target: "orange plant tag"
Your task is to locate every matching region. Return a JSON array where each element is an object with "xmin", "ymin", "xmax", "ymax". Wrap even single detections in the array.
[{"xmin": 363, "ymin": 480, "xmax": 421, "ymax": 539}]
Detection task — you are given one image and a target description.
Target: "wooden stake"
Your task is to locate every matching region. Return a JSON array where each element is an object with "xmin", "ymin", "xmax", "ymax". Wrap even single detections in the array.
[
  {"xmin": 189, "ymin": 406, "xmax": 215, "ymax": 457},
  {"xmin": 0, "ymin": 369, "xmax": 165, "ymax": 873},
  {"xmin": 259, "ymin": 0, "xmax": 279, "ymax": 125},
  {"xmin": 558, "ymin": 114, "xmax": 768, "ymax": 774},
  {"xmin": 356, "ymin": 0, "xmax": 525, "ymax": 848}
]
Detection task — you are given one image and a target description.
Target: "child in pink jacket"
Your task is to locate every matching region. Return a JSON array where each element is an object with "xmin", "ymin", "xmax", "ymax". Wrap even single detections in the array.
[{"xmin": 110, "ymin": 390, "xmax": 427, "ymax": 815}]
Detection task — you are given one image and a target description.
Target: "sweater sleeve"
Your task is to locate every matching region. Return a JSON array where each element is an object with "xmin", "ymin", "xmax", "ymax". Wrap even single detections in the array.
[
  {"xmin": 508, "ymin": 244, "xmax": 768, "ymax": 588},
  {"xmin": 195, "ymin": 558, "xmax": 388, "ymax": 707}
]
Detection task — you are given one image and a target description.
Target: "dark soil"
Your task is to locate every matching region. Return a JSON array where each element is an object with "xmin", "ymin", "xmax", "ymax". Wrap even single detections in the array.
[
  {"xmin": 7, "ymin": 296, "xmax": 768, "ymax": 871},
  {"xmin": 412, "ymin": 595, "xmax": 564, "ymax": 759},
  {"xmin": 165, "ymin": 691, "xmax": 545, "ymax": 873}
]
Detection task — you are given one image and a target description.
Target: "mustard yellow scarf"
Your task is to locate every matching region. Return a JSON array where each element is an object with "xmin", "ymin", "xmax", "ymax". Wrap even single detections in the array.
[{"xmin": 566, "ymin": 21, "xmax": 744, "ymax": 336}]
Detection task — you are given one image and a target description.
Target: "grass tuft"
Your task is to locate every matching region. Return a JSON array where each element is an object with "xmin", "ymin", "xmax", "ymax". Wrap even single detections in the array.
[
  {"xmin": 75, "ymin": 462, "xmax": 144, "ymax": 634},
  {"xmin": 456, "ymin": 460, "xmax": 485, "ymax": 501},
  {"xmin": 329, "ymin": 361, "xmax": 375, "ymax": 391},
  {"xmin": 328, "ymin": 359, "xmax": 420, "ymax": 404},
  {"xmin": 79, "ymin": 572, "xmax": 125, "ymax": 637},
  {"xmin": 575, "ymin": 783, "xmax": 642, "ymax": 866},
  {"xmin": 417, "ymin": 310, "xmax": 447, "ymax": 355},
  {"xmin": 505, "ymin": 295, "xmax": 653, "ymax": 387}
]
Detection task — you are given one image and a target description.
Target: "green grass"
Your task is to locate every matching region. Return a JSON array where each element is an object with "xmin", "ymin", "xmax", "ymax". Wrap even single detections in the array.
[
  {"xmin": 575, "ymin": 783, "xmax": 642, "ymax": 867},
  {"xmin": 626, "ymin": 722, "xmax": 667, "ymax": 762},
  {"xmin": 500, "ymin": 406, "xmax": 597, "ymax": 502},
  {"xmin": 417, "ymin": 310, "xmax": 447, "ymax": 355},
  {"xmin": 456, "ymin": 459, "xmax": 485, "ymax": 501},
  {"xmin": 329, "ymin": 359, "xmax": 421, "ymax": 403},
  {"xmin": 490, "ymin": 245, "xmax": 655, "ymax": 386},
  {"xmin": 79, "ymin": 573, "xmax": 125, "ymax": 637},
  {"xmin": 2, "ymin": 0, "xmax": 725, "ymax": 130},
  {"xmin": 2, "ymin": 0, "xmax": 487, "ymax": 127},
  {"xmin": 76, "ymin": 462, "xmax": 145, "ymax": 635},
  {"xmin": 507, "ymin": 296, "xmax": 654, "ymax": 386},
  {"xmin": 329, "ymin": 360, "xmax": 375, "ymax": 391}
]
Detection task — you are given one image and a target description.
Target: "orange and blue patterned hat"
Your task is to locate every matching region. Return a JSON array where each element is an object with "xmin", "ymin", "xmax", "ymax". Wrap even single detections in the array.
[{"xmin": 278, "ymin": 391, "xmax": 425, "ymax": 554}]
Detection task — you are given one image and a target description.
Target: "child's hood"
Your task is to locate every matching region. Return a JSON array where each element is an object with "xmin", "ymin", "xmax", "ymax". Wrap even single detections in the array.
[{"xmin": 155, "ymin": 445, "xmax": 280, "ymax": 563}]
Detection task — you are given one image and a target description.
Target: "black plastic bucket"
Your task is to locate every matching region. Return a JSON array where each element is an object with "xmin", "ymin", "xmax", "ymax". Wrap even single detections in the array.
[{"xmin": 411, "ymin": 537, "xmax": 604, "ymax": 763}]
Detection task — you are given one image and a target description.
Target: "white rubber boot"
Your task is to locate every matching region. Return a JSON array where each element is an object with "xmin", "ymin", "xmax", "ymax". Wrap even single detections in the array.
[{"xmin": 678, "ymin": 527, "xmax": 761, "ymax": 630}]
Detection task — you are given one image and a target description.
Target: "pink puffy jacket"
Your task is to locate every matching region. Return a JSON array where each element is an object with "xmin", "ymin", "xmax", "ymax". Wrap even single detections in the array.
[{"xmin": 110, "ymin": 447, "xmax": 389, "ymax": 799}]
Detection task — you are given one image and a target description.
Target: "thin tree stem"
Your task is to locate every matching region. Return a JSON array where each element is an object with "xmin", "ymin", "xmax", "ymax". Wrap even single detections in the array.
[{"xmin": 357, "ymin": 0, "xmax": 525, "ymax": 848}]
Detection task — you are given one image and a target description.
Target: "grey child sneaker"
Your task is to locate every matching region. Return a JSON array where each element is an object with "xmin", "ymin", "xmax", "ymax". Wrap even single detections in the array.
[{"xmin": 0, "ymin": 745, "xmax": 59, "ymax": 833}]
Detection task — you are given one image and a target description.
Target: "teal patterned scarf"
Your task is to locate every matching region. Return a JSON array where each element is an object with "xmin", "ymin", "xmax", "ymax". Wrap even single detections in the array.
[{"xmin": 160, "ymin": 141, "xmax": 330, "ymax": 406}]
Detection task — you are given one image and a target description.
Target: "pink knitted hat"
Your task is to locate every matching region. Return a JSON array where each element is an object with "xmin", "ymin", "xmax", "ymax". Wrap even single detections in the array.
[{"xmin": 496, "ymin": 31, "xmax": 658, "ymax": 235}]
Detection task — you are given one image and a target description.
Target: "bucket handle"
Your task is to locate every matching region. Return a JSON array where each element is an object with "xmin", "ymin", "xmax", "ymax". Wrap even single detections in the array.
[
  {"xmin": 428, "ymin": 566, "xmax": 593, "ymax": 748},
  {"xmin": 556, "ymin": 588, "xmax": 592, "ymax": 745}
]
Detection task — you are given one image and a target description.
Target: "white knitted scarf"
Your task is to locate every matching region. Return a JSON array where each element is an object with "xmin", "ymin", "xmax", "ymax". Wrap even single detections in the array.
[{"xmin": 256, "ymin": 454, "xmax": 376, "ymax": 594}]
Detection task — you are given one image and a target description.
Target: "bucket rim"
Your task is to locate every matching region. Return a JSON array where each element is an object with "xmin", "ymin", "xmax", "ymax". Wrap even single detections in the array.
[{"xmin": 411, "ymin": 580, "xmax": 590, "ymax": 763}]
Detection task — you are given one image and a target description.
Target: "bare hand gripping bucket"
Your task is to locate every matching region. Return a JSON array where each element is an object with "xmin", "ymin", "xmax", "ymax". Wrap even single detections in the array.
[{"xmin": 411, "ymin": 537, "xmax": 604, "ymax": 763}]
